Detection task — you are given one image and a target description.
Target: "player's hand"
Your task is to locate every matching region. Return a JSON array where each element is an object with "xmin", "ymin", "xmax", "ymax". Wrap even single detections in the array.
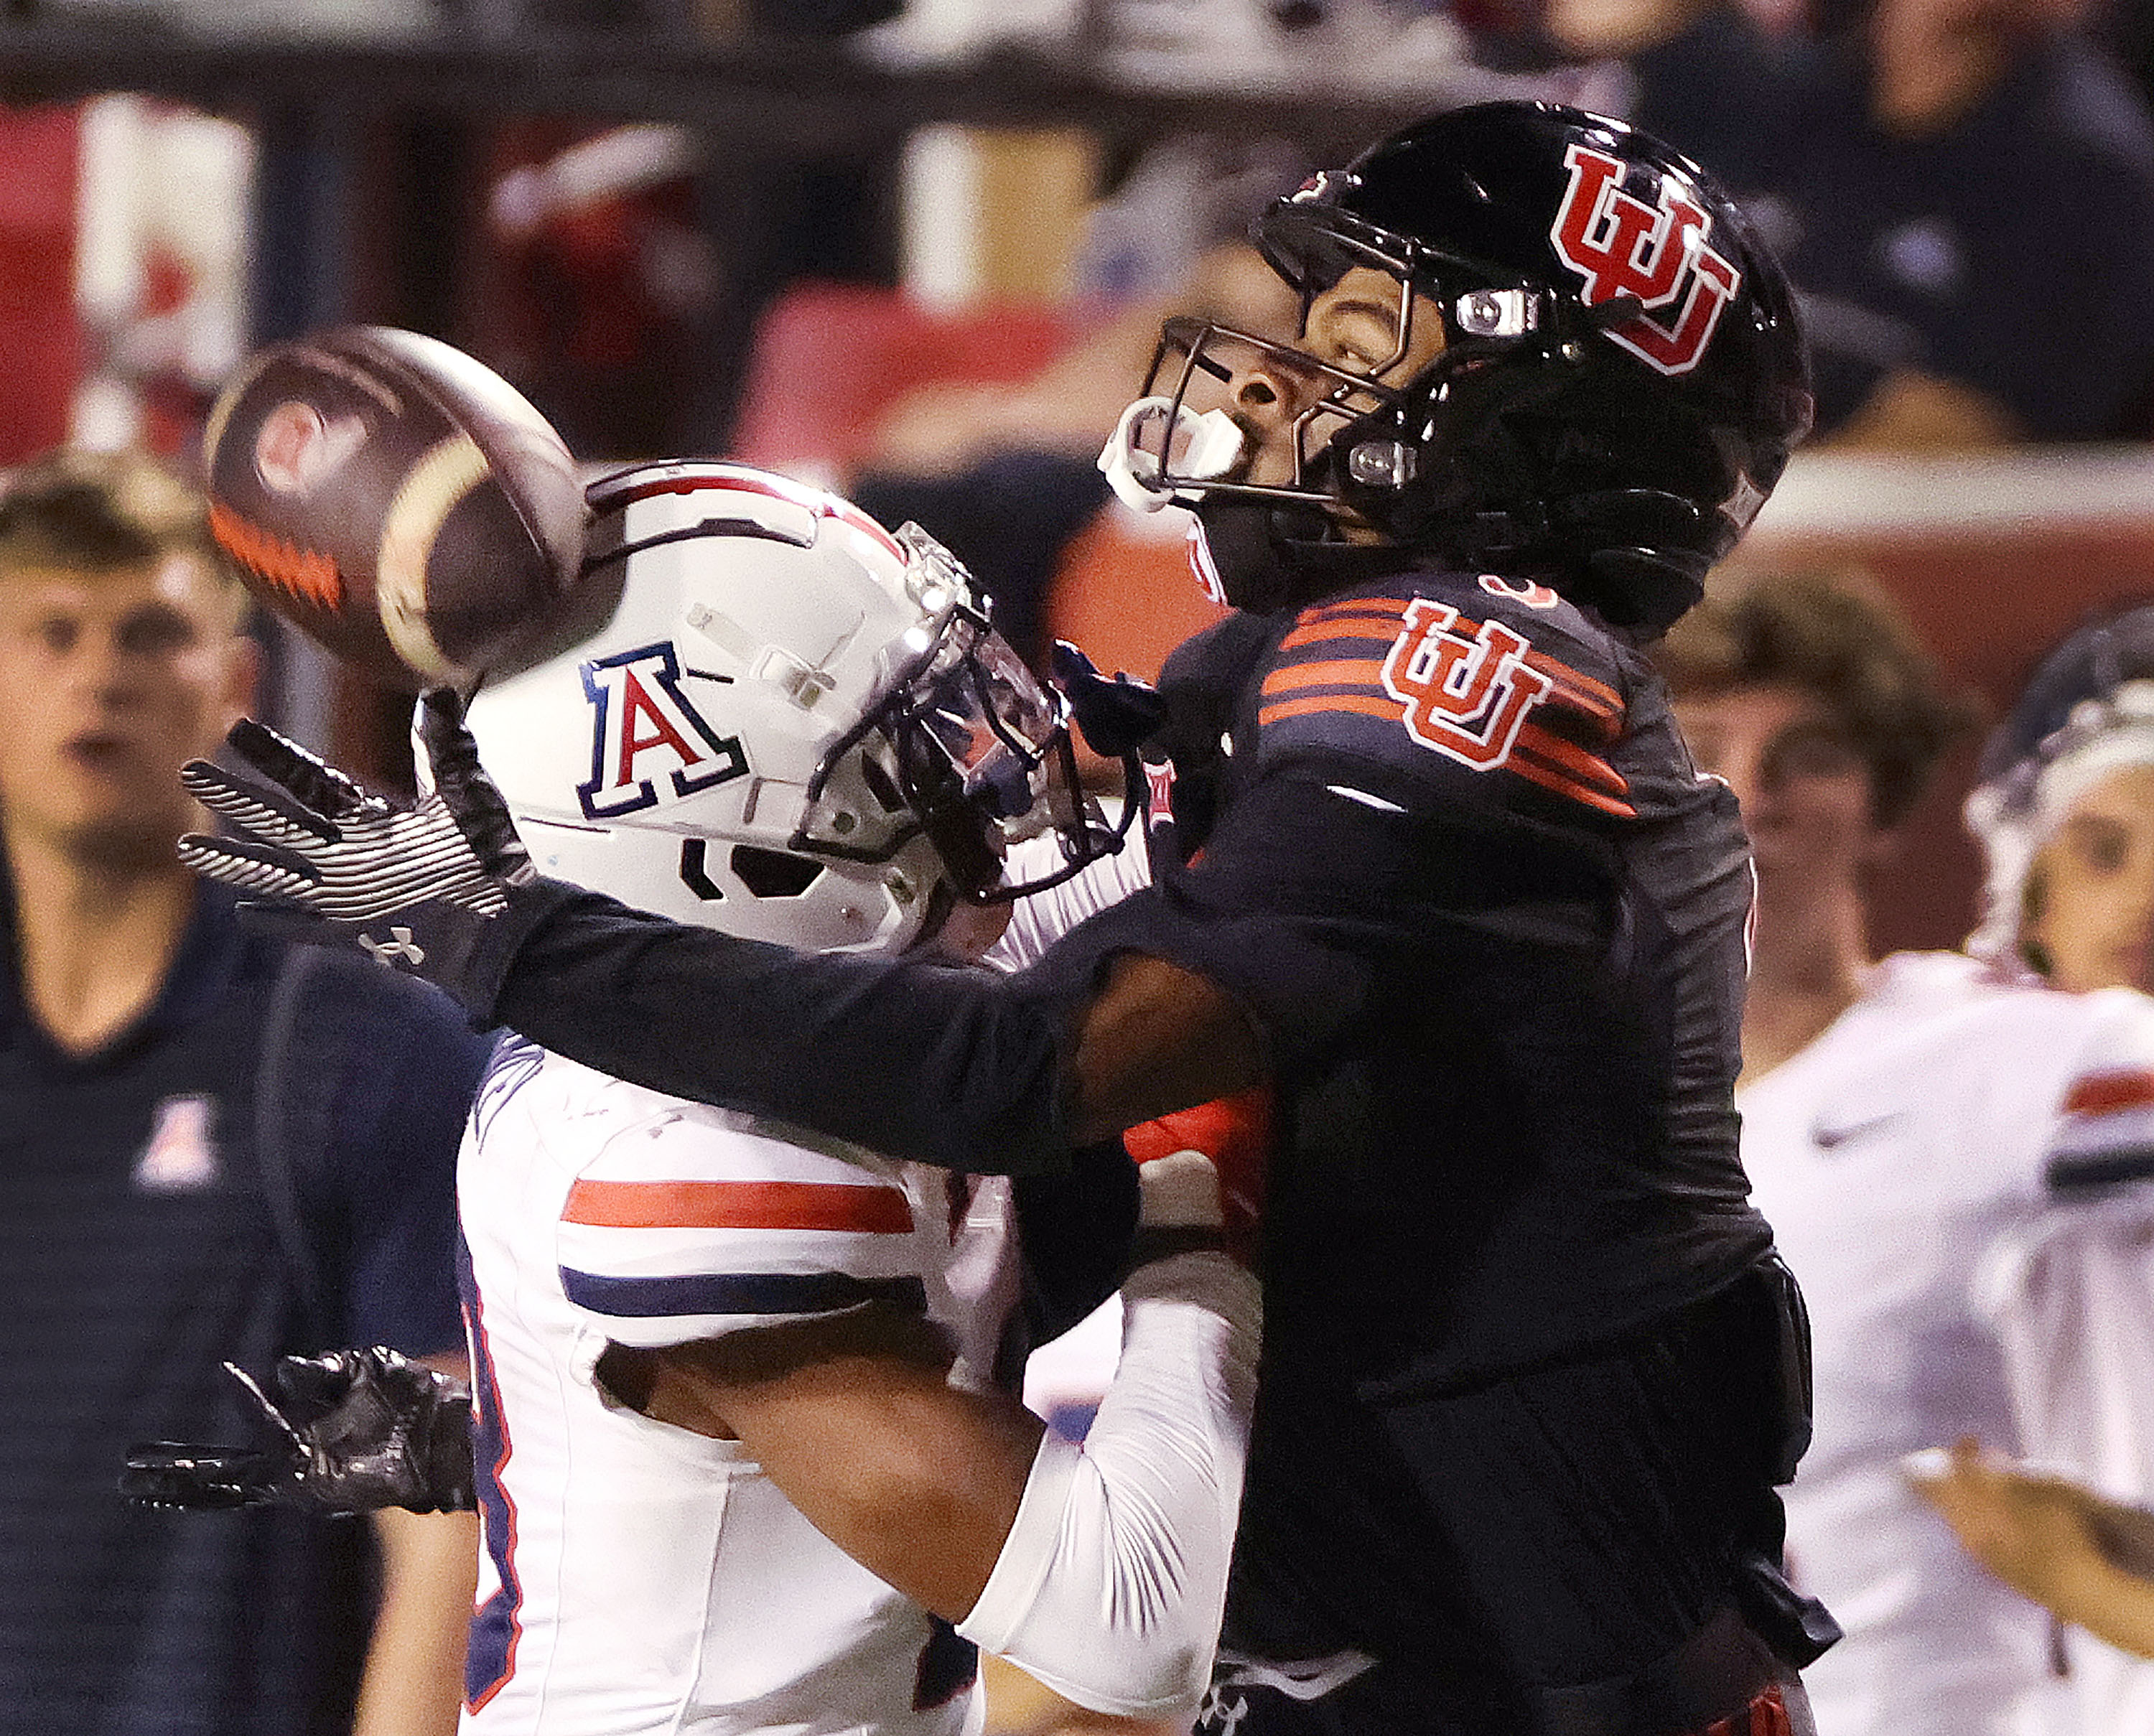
[
  {"xmin": 1904, "ymin": 1438, "xmax": 2138, "ymax": 1607},
  {"xmin": 178, "ymin": 690, "xmax": 533, "ymax": 994},
  {"xmin": 121, "ymin": 1347, "xmax": 476, "ymax": 1516},
  {"xmin": 1052, "ymin": 640, "xmax": 1167, "ymax": 762},
  {"xmin": 1123, "ymin": 1087, "xmax": 1272, "ymax": 1270}
]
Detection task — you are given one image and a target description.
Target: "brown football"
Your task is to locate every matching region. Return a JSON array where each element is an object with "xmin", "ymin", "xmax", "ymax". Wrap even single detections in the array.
[{"xmin": 202, "ymin": 325, "xmax": 588, "ymax": 690}]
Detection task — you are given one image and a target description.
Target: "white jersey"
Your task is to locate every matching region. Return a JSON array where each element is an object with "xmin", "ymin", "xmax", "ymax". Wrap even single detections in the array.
[
  {"xmin": 457, "ymin": 1036, "xmax": 1021, "ymax": 1736},
  {"xmin": 1739, "ymin": 952, "xmax": 2154, "ymax": 1736},
  {"xmin": 987, "ymin": 813, "xmax": 1155, "ymax": 977}
]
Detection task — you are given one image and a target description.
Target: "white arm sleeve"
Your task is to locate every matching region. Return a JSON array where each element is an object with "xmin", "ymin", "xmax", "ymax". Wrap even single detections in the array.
[
  {"xmin": 956, "ymin": 1250, "xmax": 1262, "ymax": 1716},
  {"xmin": 985, "ymin": 816, "xmax": 1155, "ymax": 974}
]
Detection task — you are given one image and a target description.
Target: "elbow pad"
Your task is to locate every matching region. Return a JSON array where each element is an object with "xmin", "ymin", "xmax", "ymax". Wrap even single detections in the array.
[{"xmin": 957, "ymin": 1251, "xmax": 1262, "ymax": 1715}]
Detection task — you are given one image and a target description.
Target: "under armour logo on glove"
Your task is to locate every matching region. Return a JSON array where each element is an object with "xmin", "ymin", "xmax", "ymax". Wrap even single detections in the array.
[
  {"xmin": 1195, "ymin": 1686, "xmax": 1250, "ymax": 1736},
  {"xmin": 358, "ymin": 926, "xmax": 427, "ymax": 968}
]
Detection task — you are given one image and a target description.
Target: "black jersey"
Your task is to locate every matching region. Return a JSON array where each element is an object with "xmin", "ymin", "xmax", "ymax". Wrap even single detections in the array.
[
  {"xmin": 1032, "ymin": 566, "xmax": 1786, "ymax": 1704},
  {"xmin": 1120, "ymin": 566, "xmax": 1770, "ymax": 1385}
]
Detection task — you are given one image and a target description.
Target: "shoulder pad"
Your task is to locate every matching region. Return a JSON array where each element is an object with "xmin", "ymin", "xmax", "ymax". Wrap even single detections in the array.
[{"xmin": 1251, "ymin": 571, "xmax": 1636, "ymax": 818}]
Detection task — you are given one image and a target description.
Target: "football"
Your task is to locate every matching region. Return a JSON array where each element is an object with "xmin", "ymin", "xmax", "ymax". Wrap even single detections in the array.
[{"xmin": 201, "ymin": 325, "xmax": 589, "ymax": 690}]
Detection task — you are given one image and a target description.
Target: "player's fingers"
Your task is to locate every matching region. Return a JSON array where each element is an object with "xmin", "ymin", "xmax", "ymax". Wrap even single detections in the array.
[
  {"xmin": 120, "ymin": 1443, "xmax": 278, "ymax": 1509},
  {"xmin": 414, "ymin": 687, "xmax": 480, "ymax": 785},
  {"xmin": 417, "ymin": 688, "xmax": 534, "ymax": 879},
  {"xmin": 418, "ymin": 690, "xmax": 518, "ymax": 821},
  {"xmin": 177, "ymin": 831, "xmax": 325, "ymax": 900},
  {"xmin": 223, "ymin": 717, "xmax": 373, "ymax": 823},
  {"xmin": 220, "ymin": 1359, "xmax": 309, "ymax": 1450},
  {"xmin": 274, "ymin": 1350, "xmax": 363, "ymax": 1415},
  {"xmin": 182, "ymin": 758, "xmax": 344, "ymax": 847}
]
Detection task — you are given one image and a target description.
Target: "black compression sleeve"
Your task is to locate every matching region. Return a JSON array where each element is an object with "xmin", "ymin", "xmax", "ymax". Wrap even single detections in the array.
[{"xmin": 475, "ymin": 879, "xmax": 1085, "ymax": 1175}]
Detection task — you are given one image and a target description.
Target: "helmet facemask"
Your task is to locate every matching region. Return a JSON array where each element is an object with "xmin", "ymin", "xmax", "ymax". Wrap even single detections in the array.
[
  {"xmin": 798, "ymin": 526, "xmax": 1134, "ymax": 905},
  {"xmin": 1100, "ymin": 202, "xmax": 1631, "ymax": 609}
]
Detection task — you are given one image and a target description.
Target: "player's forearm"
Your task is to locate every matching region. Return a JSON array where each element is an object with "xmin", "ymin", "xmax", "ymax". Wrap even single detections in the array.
[
  {"xmin": 353, "ymin": 1506, "xmax": 480, "ymax": 1736},
  {"xmin": 478, "ymin": 880, "xmax": 1259, "ymax": 1168},
  {"xmin": 477, "ymin": 880, "xmax": 1078, "ymax": 1173},
  {"xmin": 2025, "ymin": 1541, "xmax": 2154, "ymax": 1659},
  {"xmin": 959, "ymin": 1251, "xmax": 1263, "ymax": 1717}
]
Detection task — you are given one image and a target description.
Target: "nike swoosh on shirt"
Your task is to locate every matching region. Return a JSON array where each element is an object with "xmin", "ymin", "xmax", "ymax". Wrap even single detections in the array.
[{"xmin": 1810, "ymin": 1111, "xmax": 1906, "ymax": 1152}]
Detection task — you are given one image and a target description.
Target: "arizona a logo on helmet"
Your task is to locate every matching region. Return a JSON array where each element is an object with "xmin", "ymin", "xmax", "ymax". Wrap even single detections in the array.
[
  {"xmin": 578, "ymin": 642, "xmax": 748, "ymax": 821},
  {"xmin": 1549, "ymin": 143, "xmax": 1740, "ymax": 376}
]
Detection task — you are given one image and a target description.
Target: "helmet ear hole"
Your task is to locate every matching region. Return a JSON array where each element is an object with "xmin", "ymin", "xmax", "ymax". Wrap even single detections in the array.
[
  {"xmin": 680, "ymin": 839, "xmax": 727, "ymax": 902},
  {"xmin": 730, "ymin": 846, "xmax": 825, "ymax": 900}
]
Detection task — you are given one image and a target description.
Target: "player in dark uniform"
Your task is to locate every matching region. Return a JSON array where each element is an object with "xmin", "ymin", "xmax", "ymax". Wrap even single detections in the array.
[{"xmin": 179, "ymin": 103, "xmax": 1828, "ymax": 1734}]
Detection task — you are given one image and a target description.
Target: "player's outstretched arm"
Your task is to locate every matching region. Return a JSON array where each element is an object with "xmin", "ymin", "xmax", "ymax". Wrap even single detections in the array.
[
  {"xmin": 181, "ymin": 701, "xmax": 1264, "ymax": 1174},
  {"xmin": 599, "ymin": 1124, "xmax": 1264, "ymax": 1719}
]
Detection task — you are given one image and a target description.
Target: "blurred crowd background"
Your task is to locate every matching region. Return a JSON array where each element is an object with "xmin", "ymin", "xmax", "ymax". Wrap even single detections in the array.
[
  {"xmin": 10, "ymin": 0, "xmax": 2154, "ymax": 1729},
  {"xmin": 9, "ymin": 0, "xmax": 2154, "ymax": 951}
]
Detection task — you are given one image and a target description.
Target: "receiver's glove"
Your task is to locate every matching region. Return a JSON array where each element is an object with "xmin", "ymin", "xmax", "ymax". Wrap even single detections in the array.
[
  {"xmin": 178, "ymin": 689, "xmax": 533, "ymax": 999},
  {"xmin": 1124, "ymin": 1087, "xmax": 1272, "ymax": 1270},
  {"xmin": 121, "ymin": 1347, "xmax": 475, "ymax": 1516}
]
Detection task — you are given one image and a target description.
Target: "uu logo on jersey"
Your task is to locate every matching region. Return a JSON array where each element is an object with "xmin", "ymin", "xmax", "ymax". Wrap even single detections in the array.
[
  {"xmin": 1549, "ymin": 143, "xmax": 1740, "ymax": 377},
  {"xmin": 578, "ymin": 641, "xmax": 748, "ymax": 820},
  {"xmin": 1381, "ymin": 600, "xmax": 1554, "ymax": 770}
]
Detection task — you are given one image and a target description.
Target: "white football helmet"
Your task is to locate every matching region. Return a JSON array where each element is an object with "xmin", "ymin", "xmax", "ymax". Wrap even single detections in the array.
[{"xmin": 462, "ymin": 460, "xmax": 1124, "ymax": 956}]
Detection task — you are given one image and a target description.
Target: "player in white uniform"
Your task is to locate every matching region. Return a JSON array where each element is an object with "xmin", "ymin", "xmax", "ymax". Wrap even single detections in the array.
[
  {"xmin": 1901, "ymin": 605, "xmax": 2154, "ymax": 1732},
  {"xmin": 386, "ymin": 463, "xmax": 1259, "ymax": 1735},
  {"xmin": 1657, "ymin": 574, "xmax": 2154, "ymax": 1736}
]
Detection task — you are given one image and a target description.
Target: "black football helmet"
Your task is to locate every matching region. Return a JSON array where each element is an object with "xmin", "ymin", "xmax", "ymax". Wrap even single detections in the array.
[
  {"xmin": 1106, "ymin": 101, "xmax": 1812, "ymax": 632},
  {"xmin": 1973, "ymin": 600, "xmax": 2154, "ymax": 793}
]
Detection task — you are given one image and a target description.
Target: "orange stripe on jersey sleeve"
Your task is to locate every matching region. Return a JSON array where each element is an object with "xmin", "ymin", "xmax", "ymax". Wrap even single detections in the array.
[
  {"xmin": 2064, "ymin": 1070, "xmax": 2154, "ymax": 1118},
  {"xmin": 1508, "ymin": 754, "xmax": 1638, "ymax": 818},
  {"xmin": 1278, "ymin": 623, "xmax": 1401, "ymax": 654},
  {"xmin": 1515, "ymin": 722, "xmax": 1631, "ymax": 799},
  {"xmin": 1525, "ymin": 650, "xmax": 1622, "ymax": 717},
  {"xmin": 1257, "ymin": 692, "xmax": 1405, "ymax": 729},
  {"xmin": 1299, "ymin": 597, "xmax": 1414, "ymax": 624},
  {"xmin": 563, "ymin": 1178, "xmax": 916, "ymax": 1233},
  {"xmin": 1279, "ymin": 598, "xmax": 1414, "ymax": 650},
  {"xmin": 1260, "ymin": 656, "xmax": 1389, "ymax": 696}
]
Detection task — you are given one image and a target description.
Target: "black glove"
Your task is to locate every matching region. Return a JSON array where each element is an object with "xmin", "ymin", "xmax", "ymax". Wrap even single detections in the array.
[
  {"xmin": 1051, "ymin": 640, "xmax": 1167, "ymax": 761},
  {"xmin": 178, "ymin": 689, "xmax": 535, "ymax": 997},
  {"xmin": 122, "ymin": 1347, "xmax": 476, "ymax": 1516}
]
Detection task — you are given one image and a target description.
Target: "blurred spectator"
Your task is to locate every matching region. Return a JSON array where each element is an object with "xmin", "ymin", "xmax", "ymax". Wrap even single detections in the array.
[
  {"xmin": 848, "ymin": 136, "xmax": 1305, "ymax": 669},
  {"xmin": 1759, "ymin": 0, "xmax": 2154, "ymax": 447},
  {"xmin": 1470, "ymin": 0, "xmax": 2154, "ymax": 447},
  {"xmin": 1657, "ymin": 570, "xmax": 2154, "ymax": 1736},
  {"xmin": 0, "ymin": 449, "xmax": 484, "ymax": 1735}
]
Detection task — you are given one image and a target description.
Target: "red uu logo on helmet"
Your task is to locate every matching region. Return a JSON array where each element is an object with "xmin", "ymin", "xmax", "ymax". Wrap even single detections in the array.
[{"xmin": 1549, "ymin": 144, "xmax": 1740, "ymax": 377}]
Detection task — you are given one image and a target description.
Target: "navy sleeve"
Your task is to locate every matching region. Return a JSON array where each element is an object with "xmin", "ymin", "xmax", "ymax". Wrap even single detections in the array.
[
  {"xmin": 474, "ymin": 582, "xmax": 1632, "ymax": 1170},
  {"xmin": 316, "ymin": 965, "xmax": 490, "ymax": 1354},
  {"xmin": 486, "ymin": 890, "xmax": 1088, "ymax": 1175}
]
